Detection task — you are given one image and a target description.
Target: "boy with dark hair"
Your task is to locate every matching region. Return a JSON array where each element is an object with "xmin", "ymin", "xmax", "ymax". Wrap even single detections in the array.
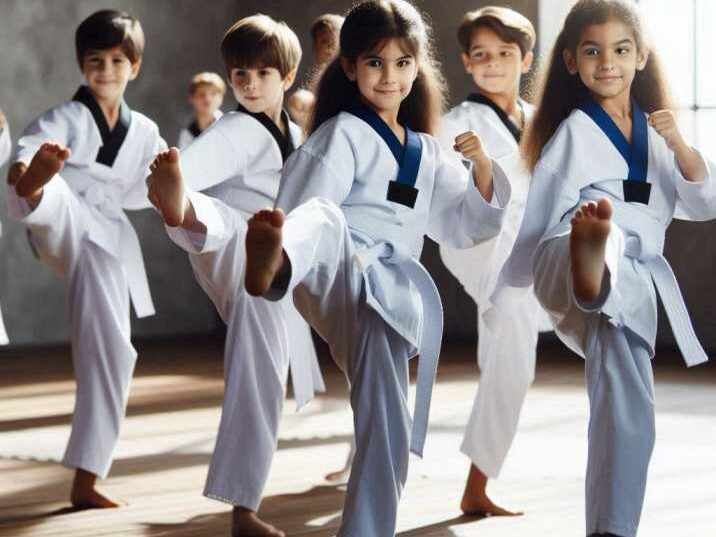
[
  {"xmin": 7, "ymin": 9, "xmax": 165, "ymax": 509},
  {"xmin": 177, "ymin": 72, "xmax": 226, "ymax": 149},
  {"xmin": 438, "ymin": 5, "xmax": 545, "ymax": 518},
  {"xmin": 147, "ymin": 14, "xmax": 322, "ymax": 537}
]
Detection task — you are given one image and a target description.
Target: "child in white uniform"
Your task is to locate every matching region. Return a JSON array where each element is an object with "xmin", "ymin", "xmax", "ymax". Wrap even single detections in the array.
[
  {"xmin": 176, "ymin": 72, "xmax": 225, "ymax": 149},
  {"xmin": 491, "ymin": 1, "xmax": 716, "ymax": 535},
  {"xmin": 7, "ymin": 10, "xmax": 165, "ymax": 509},
  {"xmin": 439, "ymin": 6, "xmax": 544, "ymax": 517},
  {"xmin": 148, "ymin": 15, "xmax": 323, "ymax": 537},
  {"xmin": 239, "ymin": 2, "xmax": 511, "ymax": 535}
]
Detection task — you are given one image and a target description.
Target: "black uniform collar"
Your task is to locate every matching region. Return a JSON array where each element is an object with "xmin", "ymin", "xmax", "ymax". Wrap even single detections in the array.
[
  {"xmin": 72, "ymin": 85, "xmax": 132, "ymax": 167},
  {"xmin": 236, "ymin": 104, "xmax": 295, "ymax": 162},
  {"xmin": 467, "ymin": 92, "xmax": 523, "ymax": 143}
]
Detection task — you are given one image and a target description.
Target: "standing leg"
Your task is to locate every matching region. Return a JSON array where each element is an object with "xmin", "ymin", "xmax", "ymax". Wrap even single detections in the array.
[
  {"xmin": 245, "ymin": 198, "xmax": 415, "ymax": 536},
  {"xmin": 205, "ymin": 292, "xmax": 290, "ymax": 537},
  {"xmin": 460, "ymin": 295, "xmax": 540, "ymax": 516},
  {"xmin": 64, "ymin": 244, "xmax": 136, "ymax": 508},
  {"xmin": 584, "ymin": 318, "xmax": 655, "ymax": 537}
]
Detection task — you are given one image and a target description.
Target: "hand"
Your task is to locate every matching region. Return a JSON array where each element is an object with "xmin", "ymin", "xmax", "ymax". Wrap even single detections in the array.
[
  {"xmin": 649, "ymin": 110, "xmax": 686, "ymax": 152},
  {"xmin": 7, "ymin": 161, "xmax": 27, "ymax": 186},
  {"xmin": 454, "ymin": 131, "xmax": 493, "ymax": 200}
]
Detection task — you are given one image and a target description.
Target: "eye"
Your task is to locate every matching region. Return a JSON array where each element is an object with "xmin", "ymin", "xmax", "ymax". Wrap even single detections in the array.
[
  {"xmin": 472, "ymin": 51, "xmax": 485, "ymax": 59},
  {"xmin": 584, "ymin": 47, "xmax": 599, "ymax": 57},
  {"xmin": 500, "ymin": 50, "xmax": 513, "ymax": 58},
  {"xmin": 616, "ymin": 46, "xmax": 631, "ymax": 55},
  {"xmin": 397, "ymin": 58, "xmax": 412, "ymax": 68},
  {"xmin": 366, "ymin": 59, "xmax": 382, "ymax": 68}
]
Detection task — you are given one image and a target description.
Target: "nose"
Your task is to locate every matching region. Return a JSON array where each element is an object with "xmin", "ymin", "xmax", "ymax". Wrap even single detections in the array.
[
  {"xmin": 244, "ymin": 73, "xmax": 258, "ymax": 91},
  {"xmin": 380, "ymin": 64, "xmax": 397, "ymax": 85},
  {"xmin": 598, "ymin": 51, "xmax": 615, "ymax": 70}
]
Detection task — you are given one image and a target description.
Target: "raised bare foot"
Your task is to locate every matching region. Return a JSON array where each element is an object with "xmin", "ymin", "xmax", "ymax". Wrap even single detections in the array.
[
  {"xmin": 460, "ymin": 463, "xmax": 523, "ymax": 517},
  {"xmin": 233, "ymin": 507, "xmax": 285, "ymax": 537},
  {"xmin": 70, "ymin": 468, "xmax": 125, "ymax": 509},
  {"xmin": 147, "ymin": 147, "xmax": 186, "ymax": 227},
  {"xmin": 15, "ymin": 142, "xmax": 71, "ymax": 200},
  {"xmin": 245, "ymin": 209, "xmax": 286, "ymax": 297},
  {"xmin": 570, "ymin": 198, "xmax": 612, "ymax": 303}
]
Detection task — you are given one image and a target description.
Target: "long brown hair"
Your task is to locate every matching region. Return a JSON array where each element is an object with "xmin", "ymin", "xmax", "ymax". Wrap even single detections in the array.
[
  {"xmin": 522, "ymin": 0, "xmax": 671, "ymax": 172},
  {"xmin": 309, "ymin": 0, "xmax": 446, "ymax": 135}
]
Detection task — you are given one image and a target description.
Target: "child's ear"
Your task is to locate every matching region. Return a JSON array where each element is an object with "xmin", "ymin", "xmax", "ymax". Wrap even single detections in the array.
[
  {"xmin": 283, "ymin": 69, "xmax": 298, "ymax": 91},
  {"xmin": 562, "ymin": 49, "xmax": 578, "ymax": 75},
  {"xmin": 461, "ymin": 53, "xmax": 473, "ymax": 74},
  {"xmin": 129, "ymin": 59, "xmax": 142, "ymax": 81},
  {"xmin": 636, "ymin": 47, "xmax": 649, "ymax": 71},
  {"xmin": 521, "ymin": 51, "xmax": 534, "ymax": 74},
  {"xmin": 341, "ymin": 57, "xmax": 357, "ymax": 81}
]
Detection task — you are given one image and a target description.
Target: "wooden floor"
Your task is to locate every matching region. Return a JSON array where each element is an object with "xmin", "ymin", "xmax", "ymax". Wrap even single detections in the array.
[{"xmin": 0, "ymin": 339, "xmax": 714, "ymax": 537}]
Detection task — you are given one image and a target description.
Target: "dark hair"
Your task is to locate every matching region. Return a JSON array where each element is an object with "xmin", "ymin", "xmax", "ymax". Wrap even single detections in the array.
[
  {"xmin": 310, "ymin": 14, "xmax": 345, "ymax": 41},
  {"xmin": 309, "ymin": 0, "xmax": 446, "ymax": 135},
  {"xmin": 522, "ymin": 0, "xmax": 671, "ymax": 172},
  {"xmin": 75, "ymin": 9, "xmax": 145, "ymax": 67},
  {"xmin": 458, "ymin": 6, "xmax": 536, "ymax": 57},
  {"xmin": 221, "ymin": 14, "xmax": 302, "ymax": 78}
]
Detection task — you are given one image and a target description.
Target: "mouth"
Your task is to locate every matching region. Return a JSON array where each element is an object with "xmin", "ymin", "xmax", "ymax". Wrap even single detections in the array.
[
  {"xmin": 376, "ymin": 89, "xmax": 400, "ymax": 95},
  {"xmin": 482, "ymin": 74, "xmax": 504, "ymax": 79},
  {"xmin": 594, "ymin": 76, "xmax": 622, "ymax": 82}
]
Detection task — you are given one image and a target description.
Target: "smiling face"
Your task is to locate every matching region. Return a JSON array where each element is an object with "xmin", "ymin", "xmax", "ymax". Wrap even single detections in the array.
[
  {"xmin": 81, "ymin": 45, "xmax": 140, "ymax": 103},
  {"xmin": 189, "ymin": 84, "xmax": 224, "ymax": 116},
  {"xmin": 462, "ymin": 26, "xmax": 533, "ymax": 98},
  {"xmin": 229, "ymin": 66, "xmax": 296, "ymax": 117},
  {"xmin": 563, "ymin": 19, "xmax": 648, "ymax": 103},
  {"xmin": 342, "ymin": 38, "xmax": 419, "ymax": 120}
]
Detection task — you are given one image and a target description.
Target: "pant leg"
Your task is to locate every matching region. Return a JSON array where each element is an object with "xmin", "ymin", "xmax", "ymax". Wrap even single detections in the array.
[
  {"xmin": 204, "ymin": 291, "xmax": 290, "ymax": 510},
  {"xmin": 63, "ymin": 243, "xmax": 136, "ymax": 478},
  {"xmin": 280, "ymin": 198, "xmax": 412, "ymax": 537},
  {"xmin": 461, "ymin": 293, "xmax": 540, "ymax": 477},
  {"xmin": 584, "ymin": 317, "xmax": 655, "ymax": 537}
]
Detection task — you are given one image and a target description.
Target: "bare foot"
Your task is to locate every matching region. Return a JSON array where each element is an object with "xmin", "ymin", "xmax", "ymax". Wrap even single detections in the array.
[
  {"xmin": 570, "ymin": 198, "xmax": 612, "ymax": 303},
  {"xmin": 233, "ymin": 507, "xmax": 285, "ymax": 537},
  {"xmin": 147, "ymin": 147, "xmax": 186, "ymax": 227},
  {"xmin": 460, "ymin": 464, "xmax": 523, "ymax": 517},
  {"xmin": 245, "ymin": 209, "xmax": 287, "ymax": 297},
  {"xmin": 70, "ymin": 468, "xmax": 125, "ymax": 509},
  {"xmin": 15, "ymin": 142, "xmax": 71, "ymax": 201}
]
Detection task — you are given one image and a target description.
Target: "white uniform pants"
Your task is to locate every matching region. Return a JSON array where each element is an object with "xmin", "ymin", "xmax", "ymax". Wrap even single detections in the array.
[
  {"xmin": 12, "ymin": 177, "xmax": 136, "ymax": 478},
  {"xmin": 167, "ymin": 193, "xmax": 315, "ymax": 510},
  {"xmin": 461, "ymin": 295, "xmax": 540, "ymax": 477},
  {"xmin": 534, "ymin": 233, "xmax": 655, "ymax": 537},
  {"xmin": 280, "ymin": 198, "xmax": 412, "ymax": 537}
]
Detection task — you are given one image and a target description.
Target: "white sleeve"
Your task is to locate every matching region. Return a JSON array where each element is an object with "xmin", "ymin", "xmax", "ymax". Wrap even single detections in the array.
[
  {"xmin": 15, "ymin": 106, "xmax": 74, "ymax": 165},
  {"xmin": 123, "ymin": 124, "xmax": 168, "ymax": 211},
  {"xmin": 0, "ymin": 126, "xmax": 10, "ymax": 168},
  {"xmin": 179, "ymin": 120, "xmax": 245, "ymax": 192},
  {"xmin": 275, "ymin": 127, "xmax": 354, "ymax": 214},
  {"xmin": 673, "ymin": 150, "xmax": 716, "ymax": 221},
  {"xmin": 427, "ymin": 143, "xmax": 510, "ymax": 248}
]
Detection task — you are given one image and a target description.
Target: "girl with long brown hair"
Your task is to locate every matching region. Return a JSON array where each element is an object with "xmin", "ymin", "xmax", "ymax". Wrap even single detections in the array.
[
  {"xmin": 490, "ymin": 1, "xmax": 716, "ymax": 536},
  {"xmin": 242, "ymin": 1, "xmax": 512, "ymax": 534}
]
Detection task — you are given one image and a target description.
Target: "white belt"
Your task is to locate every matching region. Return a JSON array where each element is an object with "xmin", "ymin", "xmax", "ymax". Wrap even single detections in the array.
[
  {"xmin": 67, "ymin": 173, "xmax": 155, "ymax": 318},
  {"xmin": 348, "ymin": 215, "xmax": 443, "ymax": 458},
  {"xmin": 583, "ymin": 192, "xmax": 709, "ymax": 367}
]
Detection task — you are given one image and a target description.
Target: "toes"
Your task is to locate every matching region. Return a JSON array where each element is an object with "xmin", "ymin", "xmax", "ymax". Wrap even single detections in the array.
[
  {"xmin": 167, "ymin": 147, "xmax": 180, "ymax": 162},
  {"xmin": 596, "ymin": 198, "xmax": 613, "ymax": 219},
  {"xmin": 270, "ymin": 209, "xmax": 285, "ymax": 227}
]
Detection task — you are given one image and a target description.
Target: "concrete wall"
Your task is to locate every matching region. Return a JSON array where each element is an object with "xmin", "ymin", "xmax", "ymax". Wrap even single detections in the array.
[{"xmin": 2, "ymin": 0, "xmax": 715, "ymax": 354}]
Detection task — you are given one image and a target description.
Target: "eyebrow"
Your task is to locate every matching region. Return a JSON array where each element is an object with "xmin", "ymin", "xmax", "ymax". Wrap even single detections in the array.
[
  {"xmin": 470, "ymin": 44, "xmax": 519, "ymax": 51},
  {"xmin": 364, "ymin": 54, "xmax": 412, "ymax": 60},
  {"xmin": 581, "ymin": 38, "xmax": 634, "ymax": 47}
]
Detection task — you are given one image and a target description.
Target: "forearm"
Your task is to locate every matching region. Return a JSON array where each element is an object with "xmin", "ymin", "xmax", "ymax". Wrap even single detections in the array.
[{"xmin": 674, "ymin": 141, "xmax": 708, "ymax": 182}]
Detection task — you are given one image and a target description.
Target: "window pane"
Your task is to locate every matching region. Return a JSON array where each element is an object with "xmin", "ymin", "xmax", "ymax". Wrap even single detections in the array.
[
  {"xmin": 676, "ymin": 108, "xmax": 696, "ymax": 148},
  {"xmin": 694, "ymin": 109, "xmax": 716, "ymax": 163},
  {"xmin": 538, "ymin": 0, "xmax": 579, "ymax": 58},
  {"xmin": 640, "ymin": 0, "xmax": 695, "ymax": 108},
  {"xmin": 696, "ymin": 0, "xmax": 716, "ymax": 106}
]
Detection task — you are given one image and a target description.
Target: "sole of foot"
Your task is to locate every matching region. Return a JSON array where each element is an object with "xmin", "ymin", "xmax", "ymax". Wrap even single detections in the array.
[
  {"xmin": 15, "ymin": 142, "xmax": 70, "ymax": 198},
  {"xmin": 244, "ymin": 209, "xmax": 285, "ymax": 297},
  {"xmin": 148, "ymin": 147, "xmax": 186, "ymax": 227},
  {"xmin": 570, "ymin": 198, "xmax": 612, "ymax": 303}
]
